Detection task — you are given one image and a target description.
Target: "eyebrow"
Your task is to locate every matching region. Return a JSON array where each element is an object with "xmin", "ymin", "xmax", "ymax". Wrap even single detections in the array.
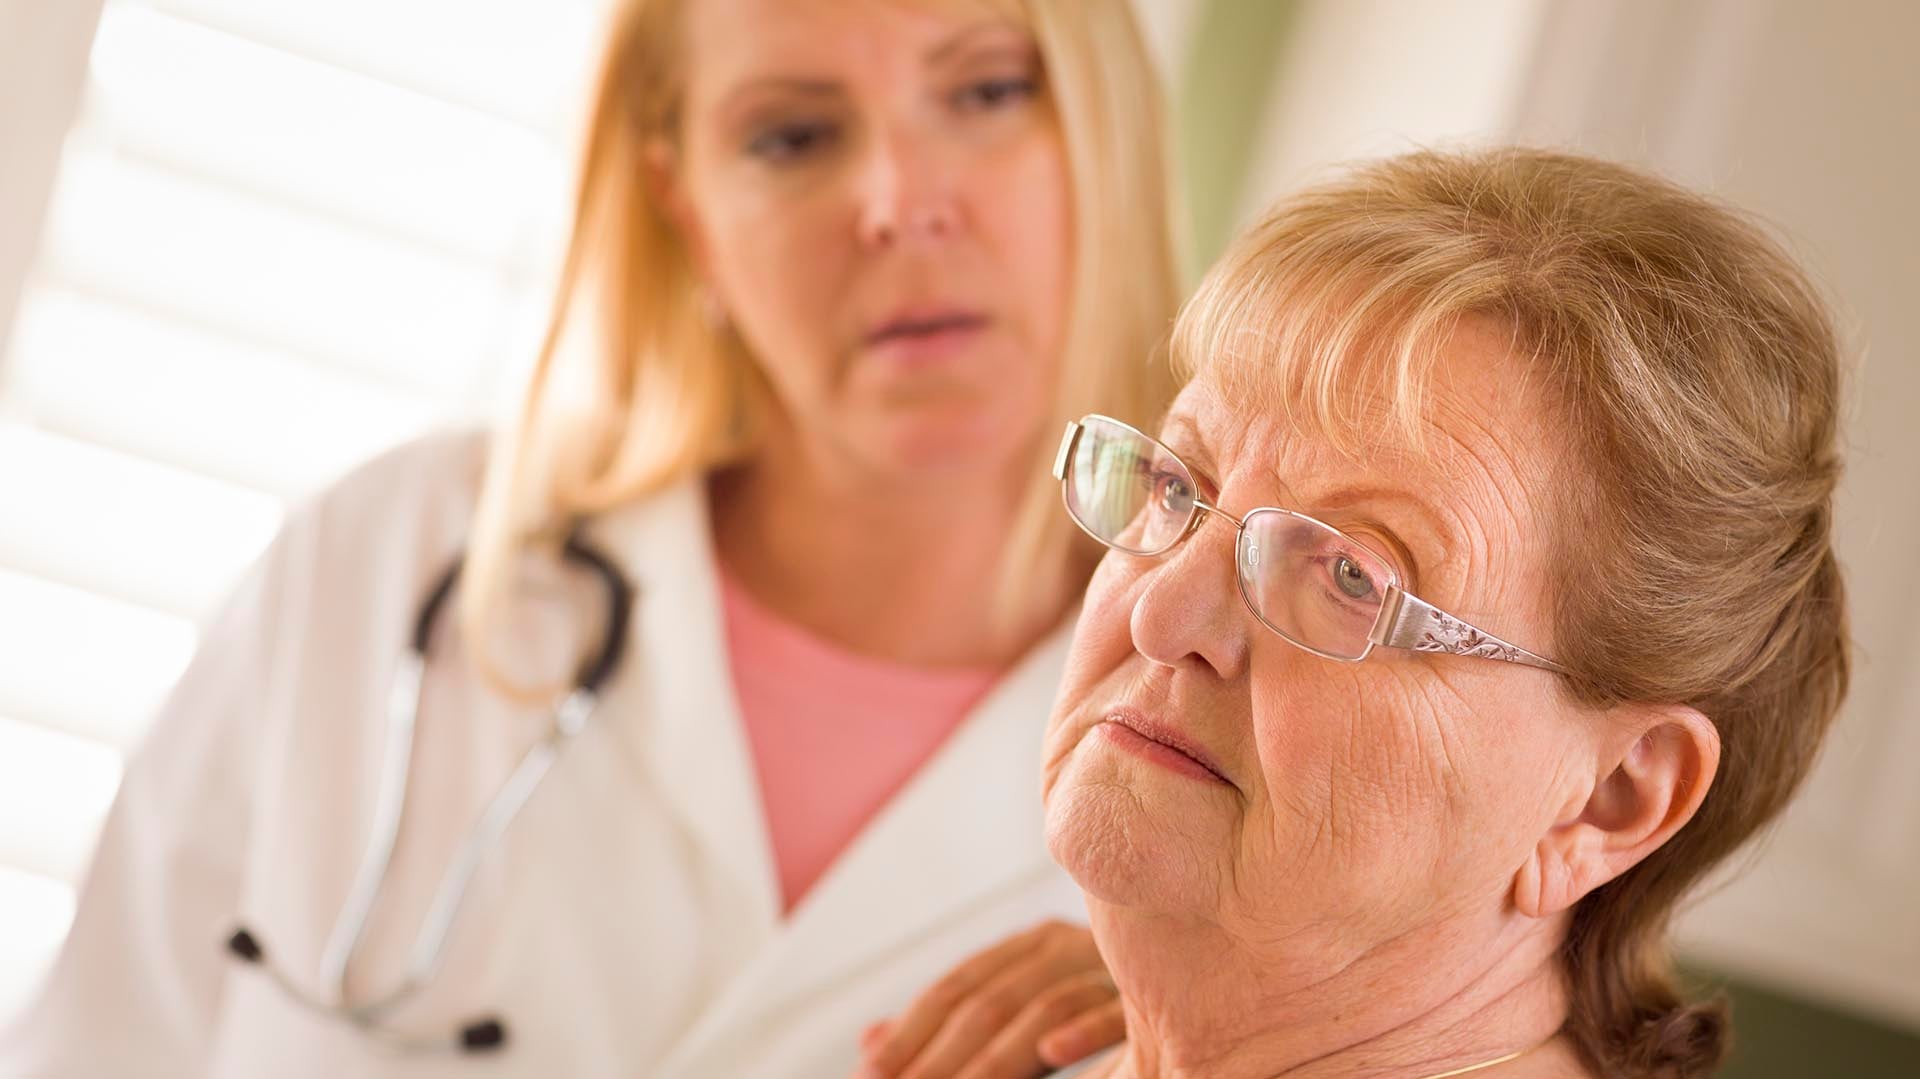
[
  {"xmin": 1311, "ymin": 484, "xmax": 1445, "ymax": 529},
  {"xmin": 1310, "ymin": 485, "xmax": 1447, "ymax": 576},
  {"xmin": 718, "ymin": 77, "xmax": 840, "ymax": 113},
  {"xmin": 1161, "ymin": 412, "xmax": 1208, "ymax": 458},
  {"xmin": 926, "ymin": 20, "xmax": 1031, "ymax": 64},
  {"xmin": 712, "ymin": 20, "xmax": 1027, "ymax": 120},
  {"xmin": 1163, "ymin": 411, "xmax": 1451, "ymax": 583}
]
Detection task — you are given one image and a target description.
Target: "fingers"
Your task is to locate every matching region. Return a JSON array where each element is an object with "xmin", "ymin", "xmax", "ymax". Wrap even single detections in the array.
[
  {"xmin": 863, "ymin": 926, "xmax": 1050, "ymax": 1076},
  {"xmin": 861, "ymin": 1020, "xmax": 895, "ymax": 1057},
  {"xmin": 861, "ymin": 920, "xmax": 1120, "ymax": 1079},
  {"xmin": 895, "ymin": 955, "xmax": 1078, "ymax": 1079},
  {"xmin": 1036, "ymin": 995, "xmax": 1126, "ymax": 1068},
  {"xmin": 947, "ymin": 972, "xmax": 1120, "ymax": 1079}
]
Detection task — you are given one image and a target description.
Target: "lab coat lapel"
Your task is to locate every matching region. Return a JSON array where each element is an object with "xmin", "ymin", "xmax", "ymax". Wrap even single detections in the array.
[
  {"xmin": 588, "ymin": 481, "xmax": 783, "ymax": 933},
  {"xmin": 668, "ymin": 621, "xmax": 1074, "ymax": 1049}
]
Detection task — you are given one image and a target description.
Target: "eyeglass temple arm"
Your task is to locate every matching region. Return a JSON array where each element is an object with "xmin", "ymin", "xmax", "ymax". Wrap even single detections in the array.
[
  {"xmin": 1052, "ymin": 421, "xmax": 1082, "ymax": 481},
  {"xmin": 1373, "ymin": 588, "xmax": 1569, "ymax": 674}
]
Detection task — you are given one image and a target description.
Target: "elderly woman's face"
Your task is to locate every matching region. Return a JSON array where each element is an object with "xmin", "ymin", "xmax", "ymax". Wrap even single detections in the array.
[{"xmin": 1043, "ymin": 321, "xmax": 1599, "ymax": 945}]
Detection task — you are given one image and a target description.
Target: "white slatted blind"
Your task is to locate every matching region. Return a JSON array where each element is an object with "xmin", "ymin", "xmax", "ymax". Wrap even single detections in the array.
[{"xmin": 0, "ymin": 0, "xmax": 603, "ymax": 1019}]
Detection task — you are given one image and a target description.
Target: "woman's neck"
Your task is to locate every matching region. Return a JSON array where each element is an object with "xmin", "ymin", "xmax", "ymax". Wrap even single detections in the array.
[
  {"xmin": 709, "ymin": 422, "xmax": 1072, "ymax": 669},
  {"xmin": 1086, "ymin": 902, "xmax": 1579, "ymax": 1079}
]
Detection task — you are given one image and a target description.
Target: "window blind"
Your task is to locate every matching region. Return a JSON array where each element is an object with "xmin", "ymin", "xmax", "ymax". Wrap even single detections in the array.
[{"xmin": 0, "ymin": 0, "xmax": 602, "ymax": 1019}]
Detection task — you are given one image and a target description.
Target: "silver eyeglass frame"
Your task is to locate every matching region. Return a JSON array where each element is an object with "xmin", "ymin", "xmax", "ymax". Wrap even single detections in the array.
[{"xmin": 1053, "ymin": 417, "xmax": 1568, "ymax": 674}]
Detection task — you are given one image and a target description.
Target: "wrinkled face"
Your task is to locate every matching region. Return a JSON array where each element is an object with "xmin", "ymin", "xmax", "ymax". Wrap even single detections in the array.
[
  {"xmin": 670, "ymin": 0, "xmax": 1072, "ymax": 479},
  {"xmin": 1043, "ymin": 321, "xmax": 1597, "ymax": 953}
]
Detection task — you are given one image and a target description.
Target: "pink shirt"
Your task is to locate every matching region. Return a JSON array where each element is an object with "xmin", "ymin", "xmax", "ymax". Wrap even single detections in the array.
[{"xmin": 720, "ymin": 572, "xmax": 1001, "ymax": 913}]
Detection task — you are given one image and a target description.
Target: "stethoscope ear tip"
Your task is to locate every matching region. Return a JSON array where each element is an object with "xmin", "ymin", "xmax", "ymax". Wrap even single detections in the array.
[
  {"xmin": 227, "ymin": 926, "xmax": 265, "ymax": 964},
  {"xmin": 460, "ymin": 1018, "xmax": 508, "ymax": 1052}
]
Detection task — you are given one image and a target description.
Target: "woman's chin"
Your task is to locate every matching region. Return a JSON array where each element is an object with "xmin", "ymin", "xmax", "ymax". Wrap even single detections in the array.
[
  {"xmin": 1044, "ymin": 775, "xmax": 1217, "ymax": 912},
  {"xmin": 832, "ymin": 377, "xmax": 1047, "ymax": 477},
  {"xmin": 873, "ymin": 426, "xmax": 1003, "ymax": 476}
]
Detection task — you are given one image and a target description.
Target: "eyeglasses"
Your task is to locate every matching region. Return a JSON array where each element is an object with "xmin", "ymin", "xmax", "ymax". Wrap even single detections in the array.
[{"xmin": 1053, "ymin": 415, "xmax": 1567, "ymax": 673}]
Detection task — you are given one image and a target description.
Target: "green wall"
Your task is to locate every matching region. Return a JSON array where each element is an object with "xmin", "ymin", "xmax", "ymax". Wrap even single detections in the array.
[
  {"xmin": 1173, "ymin": 0, "xmax": 1302, "ymax": 277},
  {"xmin": 1702, "ymin": 972, "xmax": 1920, "ymax": 1079}
]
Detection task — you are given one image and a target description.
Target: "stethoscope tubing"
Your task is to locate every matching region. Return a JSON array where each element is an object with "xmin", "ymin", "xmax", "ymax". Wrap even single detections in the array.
[{"xmin": 225, "ymin": 525, "xmax": 634, "ymax": 1053}]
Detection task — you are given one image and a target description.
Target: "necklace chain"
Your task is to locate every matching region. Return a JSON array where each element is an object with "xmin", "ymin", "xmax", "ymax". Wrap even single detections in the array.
[
  {"xmin": 1410, "ymin": 1036, "xmax": 1547, "ymax": 1079},
  {"xmin": 1097, "ymin": 1033, "xmax": 1548, "ymax": 1079}
]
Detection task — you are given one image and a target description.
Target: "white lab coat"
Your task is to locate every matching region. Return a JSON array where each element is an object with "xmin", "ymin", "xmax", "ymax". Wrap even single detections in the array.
[{"xmin": 0, "ymin": 431, "xmax": 1084, "ymax": 1079}]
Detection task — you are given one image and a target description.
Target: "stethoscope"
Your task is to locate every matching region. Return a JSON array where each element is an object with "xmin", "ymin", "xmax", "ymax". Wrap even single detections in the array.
[{"xmin": 223, "ymin": 527, "xmax": 634, "ymax": 1054}]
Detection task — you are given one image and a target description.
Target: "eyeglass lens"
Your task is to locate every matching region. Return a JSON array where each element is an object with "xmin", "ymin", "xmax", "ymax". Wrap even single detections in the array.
[{"xmin": 1062, "ymin": 417, "xmax": 1396, "ymax": 661}]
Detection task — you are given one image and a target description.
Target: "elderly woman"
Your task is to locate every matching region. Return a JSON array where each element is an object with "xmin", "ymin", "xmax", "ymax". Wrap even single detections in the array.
[{"xmin": 1038, "ymin": 148, "xmax": 1848, "ymax": 1079}]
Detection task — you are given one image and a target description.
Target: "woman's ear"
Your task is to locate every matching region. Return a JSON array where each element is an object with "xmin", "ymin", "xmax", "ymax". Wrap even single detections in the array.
[{"xmin": 1513, "ymin": 704, "xmax": 1720, "ymax": 919}]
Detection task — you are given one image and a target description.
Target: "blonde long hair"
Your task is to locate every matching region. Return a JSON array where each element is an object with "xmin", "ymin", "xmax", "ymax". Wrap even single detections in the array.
[{"xmin": 460, "ymin": 0, "xmax": 1179, "ymax": 674}]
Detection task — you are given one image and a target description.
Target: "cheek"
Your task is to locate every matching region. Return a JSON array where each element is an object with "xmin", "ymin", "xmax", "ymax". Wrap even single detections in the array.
[
  {"xmin": 1439, "ymin": 694, "xmax": 1590, "ymax": 868},
  {"xmin": 971, "ymin": 131, "xmax": 1073, "ymax": 348},
  {"xmin": 1240, "ymin": 669, "xmax": 1473, "ymax": 905},
  {"xmin": 1245, "ymin": 667, "xmax": 1575, "ymax": 914},
  {"xmin": 1042, "ymin": 556, "xmax": 1142, "ymax": 786},
  {"xmin": 686, "ymin": 165, "xmax": 852, "ymax": 374},
  {"xmin": 1067, "ymin": 555, "xmax": 1144, "ymax": 681}
]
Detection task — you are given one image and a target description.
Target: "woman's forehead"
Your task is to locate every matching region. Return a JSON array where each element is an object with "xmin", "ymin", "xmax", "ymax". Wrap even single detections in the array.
[
  {"xmin": 1171, "ymin": 330, "xmax": 1559, "ymax": 531},
  {"xmin": 683, "ymin": 0, "xmax": 1022, "ymax": 71},
  {"xmin": 1163, "ymin": 372, "xmax": 1412, "ymax": 485}
]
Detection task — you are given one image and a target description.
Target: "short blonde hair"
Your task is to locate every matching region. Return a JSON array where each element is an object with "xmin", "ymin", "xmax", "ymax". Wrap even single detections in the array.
[
  {"xmin": 462, "ymin": 0, "xmax": 1180, "ymax": 657},
  {"xmin": 1172, "ymin": 148, "xmax": 1848, "ymax": 1079}
]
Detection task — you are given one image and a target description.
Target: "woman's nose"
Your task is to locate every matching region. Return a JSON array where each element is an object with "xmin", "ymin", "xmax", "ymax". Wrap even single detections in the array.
[
  {"xmin": 1128, "ymin": 521, "xmax": 1251, "ymax": 681},
  {"xmin": 854, "ymin": 130, "xmax": 959, "ymax": 248}
]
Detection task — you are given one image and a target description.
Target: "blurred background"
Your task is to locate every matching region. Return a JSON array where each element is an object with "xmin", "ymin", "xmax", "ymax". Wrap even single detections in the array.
[{"xmin": 0, "ymin": 1, "xmax": 1914, "ymax": 1074}]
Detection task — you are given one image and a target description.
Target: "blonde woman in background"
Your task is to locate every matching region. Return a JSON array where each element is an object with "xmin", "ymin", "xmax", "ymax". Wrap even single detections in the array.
[{"xmin": 0, "ymin": 1, "xmax": 1177, "ymax": 1076}]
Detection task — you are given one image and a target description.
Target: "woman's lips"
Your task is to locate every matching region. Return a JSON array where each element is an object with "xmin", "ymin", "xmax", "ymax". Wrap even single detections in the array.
[
  {"xmin": 862, "ymin": 311, "xmax": 989, "ymax": 367},
  {"xmin": 1098, "ymin": 711, "xmax": 1232, "ymax": 787}
]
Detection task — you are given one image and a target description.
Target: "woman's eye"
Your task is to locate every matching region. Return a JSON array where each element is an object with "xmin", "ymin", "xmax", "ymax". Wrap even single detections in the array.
[
  {"xmin": 1329, "ymin": 555, "xmax": 1376, "ymax": 600},
  {"xmin": 953, "ymin": 75, "xmax": 1038, "ymax": 112},
  {"xmin": 1150, "ymin": 470, "xmax": 1193, "ymax": 513},
  {"xmin": 745, "ymin": 120, "xmax": 838, "ymax": 163}
]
